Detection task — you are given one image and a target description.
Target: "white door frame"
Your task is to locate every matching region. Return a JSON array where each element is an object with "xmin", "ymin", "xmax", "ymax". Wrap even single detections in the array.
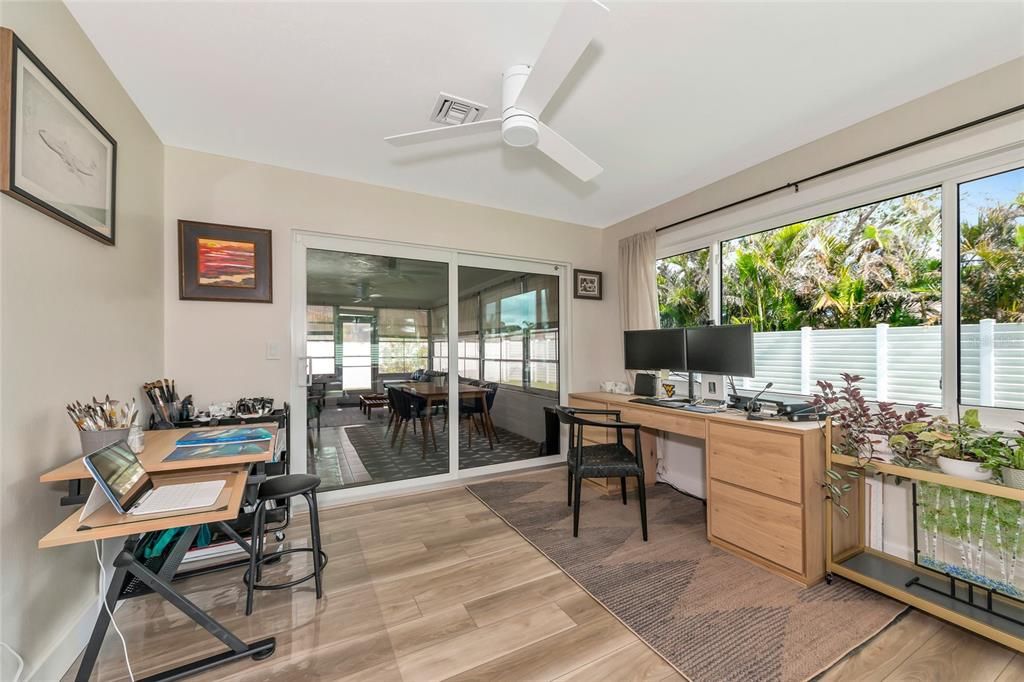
[{"xmin": 291, "ymin": 230, "xmax": 568, "ymax": 507}]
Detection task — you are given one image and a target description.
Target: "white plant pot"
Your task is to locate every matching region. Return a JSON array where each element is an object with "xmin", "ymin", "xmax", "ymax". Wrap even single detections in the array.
[
  {"xmin": 1002, "ymin": 467, "xmax": 1024, "ymax": 490},
  {"xmin": 937, "ymin": 455, "xmax": 992, "ymax": 481}
]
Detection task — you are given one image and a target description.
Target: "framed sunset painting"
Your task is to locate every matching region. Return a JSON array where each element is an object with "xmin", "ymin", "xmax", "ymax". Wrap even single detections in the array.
[{"xmin": 178, "ymin": 220, "xmax": 272, "ymax": 302}]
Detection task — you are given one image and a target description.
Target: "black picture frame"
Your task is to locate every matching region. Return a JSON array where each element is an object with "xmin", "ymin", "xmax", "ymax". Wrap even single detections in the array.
[
  {"xmin": 0, "ymin": 29, "xmax": 117, "ymax": 245},
  {"xmin": 573, "ymin": 269, "xmax": 602, "ymax": 300},
  {"xmin": 178, "ymin": 220, "xmax": 273, "ymax": 303}
]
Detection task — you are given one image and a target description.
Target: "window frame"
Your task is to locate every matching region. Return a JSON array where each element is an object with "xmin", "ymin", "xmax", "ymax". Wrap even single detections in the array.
[
  {"xmin": 950, "ymin": 161, "xmax": 1024, "ymax": 426},
  {"xmin": 654, "ymin": 140, "xmax": 1024, "ymax": 429},
  {"xmin": 656, "ymin": 246, "xmax": 712, "ymax": 329}
]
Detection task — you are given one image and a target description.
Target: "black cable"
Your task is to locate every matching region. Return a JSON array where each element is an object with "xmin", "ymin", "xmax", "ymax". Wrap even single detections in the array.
[{"xmin": 655, "ymin": 103, "xmax": 1024, "ymax": 234}]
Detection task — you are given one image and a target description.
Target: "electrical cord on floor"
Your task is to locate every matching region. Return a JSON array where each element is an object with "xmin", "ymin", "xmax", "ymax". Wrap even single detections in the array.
[
  {"xmin": 0, "ymin": 642, "xmax": 24, "ymax": 682},
  {"xmin": 94, "ymin": 540, "xmax": 134, "ymax": 682}
]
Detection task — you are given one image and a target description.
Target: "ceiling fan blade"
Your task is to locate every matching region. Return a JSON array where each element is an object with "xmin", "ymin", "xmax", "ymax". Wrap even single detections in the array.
[
  {"xmin": 384, "ymin": 118, "xmax": 501, "ymax": 146},
  {"xmin": 535, "ymin": 122, "xmax": 602, "ymax": 182},
  {"xmin": 514, "ymin": 0, "xmax": 608, "ymax": 116}
]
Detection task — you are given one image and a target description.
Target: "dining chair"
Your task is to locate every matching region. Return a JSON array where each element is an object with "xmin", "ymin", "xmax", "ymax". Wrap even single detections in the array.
[{"xmin": 554, "ymin": 406, "xmax": 648, "ymax": 541}]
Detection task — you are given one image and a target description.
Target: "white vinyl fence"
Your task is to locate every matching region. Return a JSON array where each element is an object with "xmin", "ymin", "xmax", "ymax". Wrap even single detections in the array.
[{"xmin": 737, "ymin": 320, "xmax": 1024, "ymax": 410}]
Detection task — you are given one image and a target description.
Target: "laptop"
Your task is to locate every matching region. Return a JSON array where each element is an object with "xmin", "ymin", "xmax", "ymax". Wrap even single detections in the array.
[{"xmin": 83, "ymin": 441, "xmax": 225, "ymax": 515}]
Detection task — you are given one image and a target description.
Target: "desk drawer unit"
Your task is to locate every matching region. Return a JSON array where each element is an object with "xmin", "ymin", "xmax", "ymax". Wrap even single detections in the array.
[
  {"xmin": 709, "ymin": 480, "xmax": 804, "ymax": 574},
  {"xmin": 708, "ymin": 422, "xmax": 802, "ymax": 503},
  {"xmin": 619, "ymin": 406, "xmax": 705, "ymax": 440}
]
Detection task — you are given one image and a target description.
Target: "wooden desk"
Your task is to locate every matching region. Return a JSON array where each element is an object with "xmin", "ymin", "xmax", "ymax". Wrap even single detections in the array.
[
  {"xmin": 40, "ymin": 425, "xmax": 278, "ymax": 483},
  {"xmin": 39, "ymin": 467, "xmax": 250, "ymax": 548},
  {"xmin": 569, "ymin": 392, "xmax": 826, "ymax": 586},
  {"xmin": 39, "ymin": 431, "xmax": 279, "ymax": 680}
]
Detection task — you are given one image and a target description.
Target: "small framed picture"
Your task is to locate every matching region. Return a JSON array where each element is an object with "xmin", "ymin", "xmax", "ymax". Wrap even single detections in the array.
[
  {"xmin": 0, "ymin": 29, "xmax": 117, "ymax": 245},
  {"xmin": 573, "ymin": 269, "xmax": 602, "ymax": 300},
  {"xmin": 178, "ymin": 220, "xmax": 273, "ymax": 303}
]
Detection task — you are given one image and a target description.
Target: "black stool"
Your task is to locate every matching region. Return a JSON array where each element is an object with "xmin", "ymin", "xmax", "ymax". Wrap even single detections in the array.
[{"xmin": 245, "ymin": 474, "xmax": 327, "ymax": 616}]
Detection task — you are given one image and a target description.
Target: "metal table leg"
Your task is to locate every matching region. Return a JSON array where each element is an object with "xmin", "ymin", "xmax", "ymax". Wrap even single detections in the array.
[{"xmin": 74, "ymin": 532, "xmax": 276, "ymax": 682}]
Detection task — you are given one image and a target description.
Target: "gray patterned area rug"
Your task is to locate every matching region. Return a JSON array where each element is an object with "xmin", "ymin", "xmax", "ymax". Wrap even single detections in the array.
[{"xmin": 467, "ymin": 469, "xmax": 905, "ymax": 682}]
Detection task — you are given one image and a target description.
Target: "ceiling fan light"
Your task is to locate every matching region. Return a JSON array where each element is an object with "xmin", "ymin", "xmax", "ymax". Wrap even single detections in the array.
[{"xmin": 502, "ymin": 113, "xmax": 539, "ymax": 147}]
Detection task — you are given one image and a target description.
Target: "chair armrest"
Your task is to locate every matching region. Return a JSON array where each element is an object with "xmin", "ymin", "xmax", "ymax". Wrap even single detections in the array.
[
  {"xmin": 573, "ymin": 415, "xmax": 641, "ymax": 430},
  {"xmin": 567, "ymin": 408, "xmax": 621, "ymax": 418}
]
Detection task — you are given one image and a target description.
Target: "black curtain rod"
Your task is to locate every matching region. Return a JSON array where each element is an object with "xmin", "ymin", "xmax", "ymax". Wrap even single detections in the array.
[{"xmin": 655, "ymin": 102, "xmax": 1024, "ymax": 234}]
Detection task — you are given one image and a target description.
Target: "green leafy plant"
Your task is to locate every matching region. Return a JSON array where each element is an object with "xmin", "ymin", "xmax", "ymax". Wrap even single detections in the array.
[
  {"xmin": 902, "ymin": 409, "xmax": 1013, "ymax": 473},
  {"xmin": 812, "ymin": 373, "xmax": 927, "ymax": 516}
]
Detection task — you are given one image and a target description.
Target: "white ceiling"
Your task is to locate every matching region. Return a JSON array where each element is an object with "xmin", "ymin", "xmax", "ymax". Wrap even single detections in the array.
[{"xmin": 67, "ymin": 1, "xmax": 1024, "ymax": 228}]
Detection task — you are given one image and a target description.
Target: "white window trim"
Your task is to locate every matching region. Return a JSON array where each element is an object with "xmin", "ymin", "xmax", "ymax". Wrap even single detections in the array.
[{"xmin": 655, "ymin": 114, "xmax": 1024, "ymax": 429}]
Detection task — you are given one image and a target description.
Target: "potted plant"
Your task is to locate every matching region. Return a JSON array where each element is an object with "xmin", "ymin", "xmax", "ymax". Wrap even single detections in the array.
[
  {"xmin": 983, "ymin": 426, "xmax": 1024, "ymax": 489},
  {"xmin": 812, "ymin": 373, "xmax": 929, "ymax": 515},
  {"xmin": 901, "ymin": 409, "xmax": 1011, "ymax": 482}
]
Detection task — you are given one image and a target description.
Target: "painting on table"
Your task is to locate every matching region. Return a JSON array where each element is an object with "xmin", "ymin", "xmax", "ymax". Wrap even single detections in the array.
[
  {"xmin": 179, "ymin": 220, "xmax": 273, "ymax": 302},
  {"xmin": 0, "ymin": 29, "xmax": 117, "ymax": 244}
]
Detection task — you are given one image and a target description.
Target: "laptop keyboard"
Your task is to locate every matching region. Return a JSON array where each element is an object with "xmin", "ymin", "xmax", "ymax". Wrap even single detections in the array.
[{"xmin": 131, "ymin": 481, "xmax": 225, "ymax": 515}]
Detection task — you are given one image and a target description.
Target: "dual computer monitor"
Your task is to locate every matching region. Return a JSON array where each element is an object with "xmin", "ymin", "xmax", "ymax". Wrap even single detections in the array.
[{"xmin": 623, "ymin": 324, "xmax": 755, "ymax": 377}]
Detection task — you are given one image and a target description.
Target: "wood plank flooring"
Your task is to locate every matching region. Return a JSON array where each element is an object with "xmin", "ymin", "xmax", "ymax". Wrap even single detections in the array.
[{"xmin": 68, "ymin": 485, "xmax": 1021, "ymax": 681}]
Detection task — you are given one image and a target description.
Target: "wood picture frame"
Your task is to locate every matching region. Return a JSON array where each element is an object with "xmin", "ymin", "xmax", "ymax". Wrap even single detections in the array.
[
  {"xmin": 0, "ymin": 28, "xmax": 117, "ymax": 245},
  {"xmin": 178, "ymin": 220, "xmax": 273, "ymax": 303},
  {"xmin": 573, "ymin": 268, "xmax": 603, "ymax": 300}
]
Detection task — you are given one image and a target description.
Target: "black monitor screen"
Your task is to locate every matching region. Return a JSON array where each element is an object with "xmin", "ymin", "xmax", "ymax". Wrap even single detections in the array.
[
  {"xmin": 685, "ymin": 324, "xmax": 755, "ymax": 377},
  {"xmin": 623, "ymin": 328, "xmax": 687, "ymax": 371}
]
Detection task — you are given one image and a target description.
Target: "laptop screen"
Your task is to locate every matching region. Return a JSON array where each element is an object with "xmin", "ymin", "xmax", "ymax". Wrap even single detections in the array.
[{"xmin": 84, "ymin": 441, "xmax": 152, "ymax": 513}]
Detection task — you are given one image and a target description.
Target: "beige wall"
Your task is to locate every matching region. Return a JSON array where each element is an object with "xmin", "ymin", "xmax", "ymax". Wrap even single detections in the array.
[
  {"xmin": 0, "ymin": 2, "xmax": 164, "ymax": 679},
  {"xmin": 597, "ymin": 57, "xmax": 1024, "ymax": 375},
  {"xmin": 163, "ymin": 147, "xmax": 612, "ymax": 407}
]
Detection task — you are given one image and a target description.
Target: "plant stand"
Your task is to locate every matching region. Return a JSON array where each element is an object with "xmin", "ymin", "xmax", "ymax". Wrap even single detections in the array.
[{"xmin": 825, "ymin": 424, "xmax": 1024, "ymax": 652}]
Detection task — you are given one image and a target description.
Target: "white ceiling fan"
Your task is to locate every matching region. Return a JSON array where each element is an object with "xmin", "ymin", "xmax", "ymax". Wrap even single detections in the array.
[{"xmin": 384, "ymin": 0, "xmax": 609, "ymax": 182}]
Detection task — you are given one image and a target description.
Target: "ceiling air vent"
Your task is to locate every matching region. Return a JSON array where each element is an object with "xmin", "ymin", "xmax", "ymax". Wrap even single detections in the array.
[{"xmin": 430, "ymin": 92, "xmax": 488, "ymax": 126}]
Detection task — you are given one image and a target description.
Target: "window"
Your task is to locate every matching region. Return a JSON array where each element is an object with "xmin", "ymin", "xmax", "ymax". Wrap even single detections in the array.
[
  {"xmin": 339, "ymin": 318, "xmax": 372, "ymax": 390},
  {"xmin": 657, "ymin": 247, "xmax": 710, "ymax": 328},
  {"xmin": 306, "ymin": 305, "xmax": 336, "ymax": 376},
  {"xmin": 958, "ymin": 167, "xmax": 1024, "ymax": 410},
  {"xmin": 720, "ymin": 188, "xmax": 943, "ymax": 404},
  {"xmin": 480, "ymin": 274, "xmax": 559, "ymax": 394},
  {"xmin": 377, "ymin": 309, "xmax": 429, "ymax": 376}
]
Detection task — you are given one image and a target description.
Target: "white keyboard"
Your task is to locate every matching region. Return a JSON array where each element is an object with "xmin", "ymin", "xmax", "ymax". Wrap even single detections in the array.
[{"xmin": 130, "ymin": 481, "xmax": 226, "ymax": 515}]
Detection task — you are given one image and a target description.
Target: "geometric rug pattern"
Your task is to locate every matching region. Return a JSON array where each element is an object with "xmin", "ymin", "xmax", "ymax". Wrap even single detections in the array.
[
  {"xmin": 310, "ymin": 407, "xmax": 544, "ymax": 490},
  {"xmin": 468, "ymin": 468, "xmax": 906, "ymax": 682}
]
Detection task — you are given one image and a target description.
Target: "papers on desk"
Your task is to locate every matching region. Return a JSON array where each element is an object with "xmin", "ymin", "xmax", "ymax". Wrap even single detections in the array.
[
  {"xmin": 176, "ymin": 427, "xmax": 273, "ymax": 447},
  {"xmin": 165, "ymin": 442, "xmax": 268, "ymax": 462}
]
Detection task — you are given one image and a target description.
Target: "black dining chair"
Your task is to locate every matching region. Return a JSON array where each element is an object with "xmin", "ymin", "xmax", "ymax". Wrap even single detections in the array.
[
  {"xmin": 459, "ymin": 380, "xmax": 499, "ymax": 449},
  {"xmin": 554, "ymin": 406, "xmax": 648, "ymax": 541},
  {"xmin": 387, "ymin": 387, "xmax": 426, "ymax": 455}
]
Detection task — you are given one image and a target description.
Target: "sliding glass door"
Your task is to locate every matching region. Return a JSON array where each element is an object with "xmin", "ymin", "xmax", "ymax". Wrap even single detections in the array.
[
  {"xmin": 291, "ymin": 235, "xmax": 567, "ymax": 501},
  {"xmin": 456, "ymin": 261, "xmax": 562, "ymax": 471}
]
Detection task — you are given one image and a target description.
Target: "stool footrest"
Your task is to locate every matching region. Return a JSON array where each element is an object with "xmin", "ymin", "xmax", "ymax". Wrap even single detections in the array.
[{"xmin": 243, "ymin": 548, "xmax": 328, "ymax": 591}]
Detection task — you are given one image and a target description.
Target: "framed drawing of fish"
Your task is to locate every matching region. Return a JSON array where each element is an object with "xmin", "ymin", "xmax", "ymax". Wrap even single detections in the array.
[
  {"xmin": 0, "ymin": 29, "xmax": 117, "ymax": 245},
  {"xmin": 178, "ymin": 220, "xmax": 273, "ymax": 303}
]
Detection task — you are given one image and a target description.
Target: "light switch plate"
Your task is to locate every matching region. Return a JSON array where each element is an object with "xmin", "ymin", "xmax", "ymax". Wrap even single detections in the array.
[{"xmin": 266, "ymin": 341, "xmax": 281, "ymax": 360}]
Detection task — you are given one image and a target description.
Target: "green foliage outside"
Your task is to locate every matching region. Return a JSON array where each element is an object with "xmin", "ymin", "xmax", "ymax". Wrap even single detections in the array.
[
  {"xmin": 657, "ymin": 248, "xmax": 710, "ymax": 328},
  {"xmin": 960, "ymin": 186, "xmax": 1024, "ymax": 324},
  {"xmin": 657, "ymin": 174, "xmax": 1024, "ymax": 333},
  {"xmin": 721, "ymin": 189, "xmax": 943, "ymax": 331}
]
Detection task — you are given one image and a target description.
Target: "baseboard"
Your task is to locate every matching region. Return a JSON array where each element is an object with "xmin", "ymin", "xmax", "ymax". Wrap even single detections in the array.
[{"xmin": 25, "ymin": 598, "xmax": 98, "ymax": 682}]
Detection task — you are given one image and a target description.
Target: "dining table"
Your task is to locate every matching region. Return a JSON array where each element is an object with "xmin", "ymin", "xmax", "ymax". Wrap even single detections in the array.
[{"xmin": 398, "ymin": 382, "xmax": 496, "ymax": 455}]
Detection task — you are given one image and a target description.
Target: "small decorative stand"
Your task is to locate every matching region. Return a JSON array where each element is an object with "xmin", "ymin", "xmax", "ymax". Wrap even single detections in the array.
[{"xmin": 825, "ymin": 420, "xmax": 1024, "ymax": 652}]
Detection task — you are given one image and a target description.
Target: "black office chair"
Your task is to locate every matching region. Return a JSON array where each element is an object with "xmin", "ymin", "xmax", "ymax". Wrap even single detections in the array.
[{"xmin": 554, "ymin": 406, "xmax": 648, "ymax": 541}]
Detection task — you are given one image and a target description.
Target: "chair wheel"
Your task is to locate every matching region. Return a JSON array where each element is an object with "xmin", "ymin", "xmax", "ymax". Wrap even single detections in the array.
[
  {"xmin": 274, "ymin": 531, "xmax": 285, "ymax": 542},
  {"xmin": 825, "ymin": 572, "xmax": 834, "ymax": 585}
]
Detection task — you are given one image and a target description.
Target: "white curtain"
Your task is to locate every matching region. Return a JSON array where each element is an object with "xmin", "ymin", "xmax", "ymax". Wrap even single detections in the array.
[
  {"xmin": 618, "ymin": 228, "xmax": 666, "ymax": 477},
  {"xmin": 618, "ymin": 230, "xmax": 659, "ymax": 334}
]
